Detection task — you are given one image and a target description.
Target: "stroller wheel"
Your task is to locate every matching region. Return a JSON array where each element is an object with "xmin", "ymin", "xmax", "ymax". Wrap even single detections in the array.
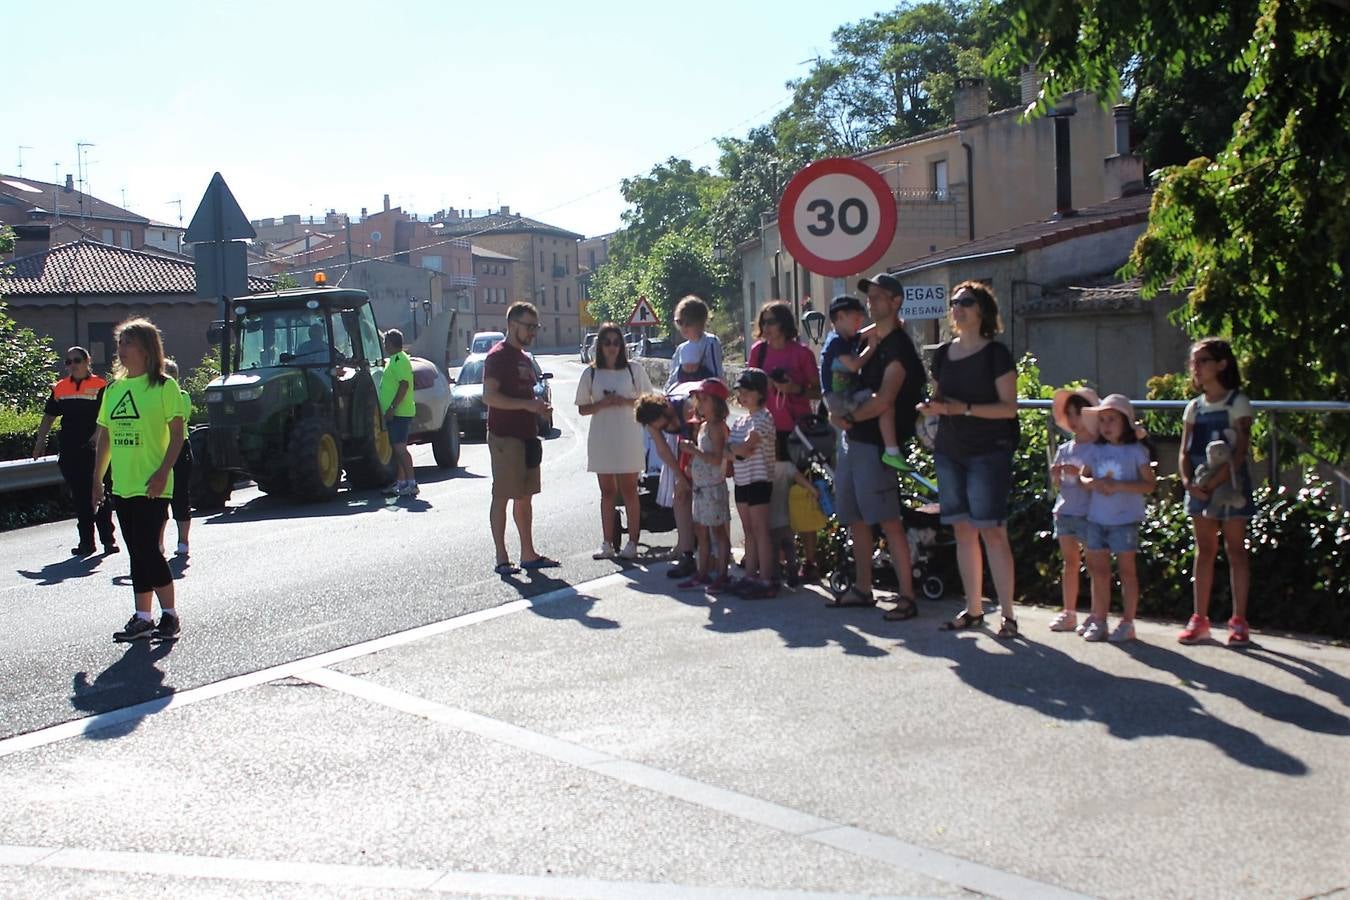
[
  {"xmin": 921, "ymin": 574, "xmax": 945, "ymax": 600},
  {"xmin": 828, "ymin": 569, "xmax": 853, "ymax": 595}
]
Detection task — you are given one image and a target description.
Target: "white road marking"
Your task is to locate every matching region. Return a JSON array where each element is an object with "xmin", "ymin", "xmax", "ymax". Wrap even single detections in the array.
[
  {"xmin": 0, "ymin": 843, "xmax": 918, "ymax": 899},
  {"xmin": 301, "ymin": 668, "xmax": 1090, "ymax": 900},
  {"xmin": 0, "ymin": 573, "xmax": 629, "ymax": 759}
]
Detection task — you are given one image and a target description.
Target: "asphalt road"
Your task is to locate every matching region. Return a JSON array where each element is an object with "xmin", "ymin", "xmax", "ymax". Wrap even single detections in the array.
[{"xmin": 0, "ymin": 353, "xmax": 657, "ymax": 740}]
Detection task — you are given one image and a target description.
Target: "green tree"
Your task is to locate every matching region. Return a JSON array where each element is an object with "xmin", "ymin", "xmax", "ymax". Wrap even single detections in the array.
[
  {"xmin": 612, "ymin": 158, "xmax": 726, "ymax": 261},
  {"xmin": 0, "ymin": 227, "xmax": 58, "ymax": 411},
  {"xmin": 993, "ymin": 0, "xmax": 1350, "ymax": 453},
  {"xmin": 636, "ymin": 230, "xmax": 734, "ymax": 328}
]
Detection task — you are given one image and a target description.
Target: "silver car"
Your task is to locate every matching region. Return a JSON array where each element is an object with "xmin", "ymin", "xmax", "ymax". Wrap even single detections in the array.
[{"xmin": 450, "ymin": 352, "xmax": 554, "ymax": 439}]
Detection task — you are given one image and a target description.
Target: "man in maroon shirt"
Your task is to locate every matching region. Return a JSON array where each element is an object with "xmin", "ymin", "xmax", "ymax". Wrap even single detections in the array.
[{"xmin": 484, "ymin": 302, "xmax": 556, "ymax": 574}]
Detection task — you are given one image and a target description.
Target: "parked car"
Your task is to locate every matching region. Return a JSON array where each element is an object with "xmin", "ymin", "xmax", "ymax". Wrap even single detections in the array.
[
  {"xmin": 451, "ymin": 352, "xmax": 554, "ymax": 439},
  {"xmin": 468, "ymin": 330, "xmax": 505, "ymax": 354},
  {"xmin": 633, "ymin": 337, "xmax": 675, "ymax": 359},
  {"xmin": 580, "ymin": 332, "xmax": 598, "ymax": 364},
  {"xmin": 407, "ymin": 357, "xmax": 460, "ymax": 468}
]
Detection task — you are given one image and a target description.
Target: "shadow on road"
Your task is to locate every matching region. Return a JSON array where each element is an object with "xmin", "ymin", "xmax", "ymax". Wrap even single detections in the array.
[
  {"xmin": 15, "ymin": 552, "xmax": 112, "ymax": 587},
  {"xmin": 70, "ymin": 640, "xmax": 176, "ymax": 740}
]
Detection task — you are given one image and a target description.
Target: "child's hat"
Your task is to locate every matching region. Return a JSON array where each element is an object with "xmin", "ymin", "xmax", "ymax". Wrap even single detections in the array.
[
  {"xmin": 1051, "ymin": 387, "xmax": 1100, "ymax": 434},
  {"xmin": 828, "ymin": 295, "xmax": 865, "ymax": 319},
  {"xmin": 1082, "ymin": 393, "xmax": 1148, "ymax": 440},
  {"xmin": 692, "ymin": 377, "xmax": 729, "ymax": 401}
]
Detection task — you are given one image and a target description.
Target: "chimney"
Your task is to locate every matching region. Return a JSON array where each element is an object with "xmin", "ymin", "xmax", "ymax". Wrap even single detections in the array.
[
  {"xmin": 11, "ymin": 224, "xmax": 51, "ymax": 257},
  {"xmin": 954, "ymin": 77, "xmax": 988, "ymax": 122},
  {"xmin": 64, "ymin": 174, "xmax": 74, "ymax": 193},
  {"xmin": 1112, "ymin": 103, "xmax": 1132, "ymax": 155},
  {"xmin": 360, "ymin": 207, "xmax": 367, "ymax": 220},
  {"xmin": 1049, "ymin": 106, "xmax": 1077, "ymax": 219},
  {"xmin": 500, "ymin": 205, "xmax": 510, "ymax": 215},
  {"xmin": 1020, "ymin": 64, "xmax": 1042, "ymax": 108},
  {"xmin": 383, "ymin": 194, "xmax": 390, "ymax": 212}
]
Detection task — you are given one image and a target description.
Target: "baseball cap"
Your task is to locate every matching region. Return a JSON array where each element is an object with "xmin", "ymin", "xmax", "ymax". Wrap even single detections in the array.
[
  {"xmin": 735, "ymin": 367, "xmax": 769, "ymax": 394},
  {"xmin": 693, "ymin": 377, "xmax": 729, "ymax": 401},
  {"xmin": 857, "ymin": 272, "xmax": 903, "ymax": 297},
  {"xmin": 827, "ymin": 295, "xmax": 865, "ymax": 320}
]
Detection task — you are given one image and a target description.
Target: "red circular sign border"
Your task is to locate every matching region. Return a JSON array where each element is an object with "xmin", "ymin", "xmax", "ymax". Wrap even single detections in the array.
[{"xmin": 777, "ymin": 157, "xmax": 898, "ymax": 278}]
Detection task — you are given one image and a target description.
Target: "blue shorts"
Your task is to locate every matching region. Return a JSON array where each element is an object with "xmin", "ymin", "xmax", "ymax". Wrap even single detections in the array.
[
  {"xmin": 833, "ymin": 435, "xmax": 900, "ymax": 526},
  {"xmin": 935, "ymin": 449, "xmax": 1013, "ymax": 528},
  {"xmin": 387, "ymin": 415, "xmax": 413, "ymax": 445},
  {"xmin": 1086, "ymin": 521, "xmax": 1140, "ymax": 553},
  {"xmin": 1053, "ymin": 513, "xmax": 1089, "ymax": 541}
]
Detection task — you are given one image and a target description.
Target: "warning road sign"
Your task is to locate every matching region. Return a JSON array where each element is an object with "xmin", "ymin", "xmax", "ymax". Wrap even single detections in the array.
[
  {"xmin": 627, "ymin": 295, "xmax": 660, "ymax": 327},
  {"xmin": 778, "ymin": 157, "xmax": 897, "ymax": 278}
]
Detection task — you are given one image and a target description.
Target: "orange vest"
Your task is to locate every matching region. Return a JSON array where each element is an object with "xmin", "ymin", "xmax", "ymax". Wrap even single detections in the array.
[{"xmin": 52, "ymin": 374, "xmax": 107, "ymax": 403}]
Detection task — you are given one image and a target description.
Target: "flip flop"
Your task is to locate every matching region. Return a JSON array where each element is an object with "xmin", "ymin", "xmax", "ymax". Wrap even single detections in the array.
[
  {"xmin": 520, "ymin": 556, "xmax": 560, "ymax": 570},
  {"xmin": 825, "ymin": 587, "xmax": 876, "ymax": 608},
  {"xmin": 939, "ymin": 611, "xmax": 985, "ymax": 631},
  {"xmin": 494, "ymin": 562, "xmax": 520, "ymax": 575}
]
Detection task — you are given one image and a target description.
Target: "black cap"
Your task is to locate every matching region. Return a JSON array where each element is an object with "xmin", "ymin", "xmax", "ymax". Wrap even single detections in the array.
[
  {"xmin": 735, "ymin": 367, "xmax": 769, "ymax": 395},
  {"xmin": 857, "ymin": 272, "xmax": 903, "ymax": 297},
  {"xmin": 827, "ymin": 295, "xmax": 865, "ymax": 319}
]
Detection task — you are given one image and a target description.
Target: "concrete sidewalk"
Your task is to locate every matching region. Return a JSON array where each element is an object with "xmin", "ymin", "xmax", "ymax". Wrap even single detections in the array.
[{"xmin": 1, "ymin": 567, "xmax": 1347, "ymax": 899}]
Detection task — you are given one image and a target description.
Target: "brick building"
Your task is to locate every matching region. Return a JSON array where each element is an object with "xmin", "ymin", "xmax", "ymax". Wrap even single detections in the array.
[
  {"xmin": 1, "ymin": 173, "xmax": 149, "ymax": 250},
  {"xmin": 468, "ymin": 246, "xmax": 518, "ymax": 348},
  {"xmin": 434, "ymin": 208, "xmax": 583, "ymax": 351}
]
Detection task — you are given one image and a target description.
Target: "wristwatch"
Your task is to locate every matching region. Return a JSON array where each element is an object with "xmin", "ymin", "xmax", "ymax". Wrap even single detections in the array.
[{"xmin": 963, "ymin": 402, "xmax": 973, "ymax": 417}]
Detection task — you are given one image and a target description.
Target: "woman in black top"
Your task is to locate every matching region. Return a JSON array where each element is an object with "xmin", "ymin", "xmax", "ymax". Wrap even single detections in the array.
[{"xmin": 917, "ymin": 281, "xmax": 1021, "ymax": 638}]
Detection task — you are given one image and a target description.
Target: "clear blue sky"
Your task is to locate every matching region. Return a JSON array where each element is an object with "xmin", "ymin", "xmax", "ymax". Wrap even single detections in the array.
[{"xmin": 5, "ymin": 1, "xmax": 893, "ymax": 238}]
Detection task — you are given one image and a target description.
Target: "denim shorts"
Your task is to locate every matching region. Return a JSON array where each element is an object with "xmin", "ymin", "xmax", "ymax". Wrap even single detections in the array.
[
  {"xmin": 387, "ymin": 415, "xmax": 413, "ymax": 444},
  {"xmin": 1053, "ymin": 513, "xmax": 1089, "ymax": 542},
  {"xmin": 934, "ymin": 449, "xmax": 1013, "ymax": 528},
  {"xmin": 1086, "ymin": 521, "xmax": 1140, "ymax": 553}
]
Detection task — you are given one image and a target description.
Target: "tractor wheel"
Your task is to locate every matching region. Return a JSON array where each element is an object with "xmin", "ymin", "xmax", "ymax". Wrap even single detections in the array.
[
  {"xmin": 287, "ymin": 418, "xmax": 343, "ymax": 502},
  {"xmin": 431, "ymin": 410, "xmax": 460, "ymax": 469},
  {"xmin": 187, "ymin": 428, "xmax": 231, "ymax": 510},
  {"xmin": 346, "ymin": 393, "xmax": 397, "ymax": 488}
]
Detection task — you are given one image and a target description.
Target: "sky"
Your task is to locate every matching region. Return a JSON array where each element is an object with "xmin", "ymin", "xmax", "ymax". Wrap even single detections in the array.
[{"xmin": 5, "ymin": 1, "xmax": 893, "ymax": 239}]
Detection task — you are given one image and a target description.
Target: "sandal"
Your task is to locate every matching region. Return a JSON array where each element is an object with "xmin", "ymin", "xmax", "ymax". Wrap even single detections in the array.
[
  {"xmin": 882, "ymin": 596, "xmax": 918, "ymax": 621},
  {"xmin": 939, "ymin": 611, "xmax": 984, "ymax": 631},
  {"xmin": 825, "ymin": 587, "xmax": 876, "ymax": 608},
  {"xmin": 996, "ymin": 617, "xmax": 1020, "ymax": 640},
  {"xmin": 494, "ymin": 561, "xmax": 520, "ymax": 575}
]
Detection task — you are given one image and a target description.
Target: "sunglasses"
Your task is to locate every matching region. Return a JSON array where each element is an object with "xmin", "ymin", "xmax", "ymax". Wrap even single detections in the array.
[
  {"xmin": 601, "ymin": 338, "xmax": 622, "ymax": 346},
  {"xmin": 514, "ymin": 321, "xmax": 540, "ymax": 332},
  {"xmin": 64, "ymin": 357, "xmax": 86, "ymax": 365},
  {"xmin": 949, "ymin": 294, "xmax": 979, "ymax": 308}
]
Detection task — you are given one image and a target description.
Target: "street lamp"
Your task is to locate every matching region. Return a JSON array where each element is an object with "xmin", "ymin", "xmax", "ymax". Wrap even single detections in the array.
[
  {"xmin": 409, "ymin": 298, "xmax": 419, "ymax": 341},
  {"xmin": 801, "ymin": 309, "xmax": 826, "ymax": 345}
]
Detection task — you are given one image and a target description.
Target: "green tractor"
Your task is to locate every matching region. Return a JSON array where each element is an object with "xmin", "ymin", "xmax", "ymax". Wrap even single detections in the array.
[{"xmin": 191, "ymin": 285, "xmax": 432, "ymax": 507}]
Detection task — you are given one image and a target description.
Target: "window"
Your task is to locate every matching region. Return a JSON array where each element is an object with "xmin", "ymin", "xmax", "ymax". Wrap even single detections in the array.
[
  {"xmin": 566, "ymin": 286, "xmax": 571, "ymax": 308},
  {"xmin": 101, "ymin": 228, "xmax": 114, "ymax": 243},
  {"xmin": 539, "ymin": 251, "xmax": 544, "ymax": 271},
  {"xmin": 119, "ymin": 229, "xmax": 132, "ymax": 248},
  {"xmin": 87, "ymin": 322, "xmax": 115, "ymax": 367},
  {"xmin": 553, "ymin": 285, "xmax": 559, "ymax": 307},
  {"xmin": 421, "ymin": 256, "xmax": 443, "ymax": 271},
  {"xmin": 932, "ymin": 159, "xmax": 949, "ymax": 201}
]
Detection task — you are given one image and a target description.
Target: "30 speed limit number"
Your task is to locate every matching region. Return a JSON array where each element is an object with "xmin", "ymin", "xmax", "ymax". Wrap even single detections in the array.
[{"xmin": 778, "ymin": 158, "xmax": 898, "ymax": 278}]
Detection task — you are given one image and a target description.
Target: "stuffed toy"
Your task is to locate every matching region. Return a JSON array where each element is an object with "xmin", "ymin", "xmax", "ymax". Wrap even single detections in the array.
[{"xmin": 1195, "ymin": 439, "xmax": 1244, "ymax": 516}]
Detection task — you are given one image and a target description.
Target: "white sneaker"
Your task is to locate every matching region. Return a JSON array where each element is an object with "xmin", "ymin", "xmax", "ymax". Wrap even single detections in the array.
[
  {"xmin": 1049, "ymin": 610, "xmax": 1078, "ymax": 632},
  {"xmin": 593, "ymin": 543, "xmax": 615, "ymax": 560},
  {"xmin": 618, "ymin": 540, "xmax": 639, "ymax": 560},
  {"xmin": 1082, "ymin": 618, "xmax": 1109, "ymax": 642},
  {"xmin": 175, "ymin": 542, "xmax": 189, "ymax": 556},
  {"xmin": 1108, "ymin": 620, "xmax": 1137, "ymax": 643}
]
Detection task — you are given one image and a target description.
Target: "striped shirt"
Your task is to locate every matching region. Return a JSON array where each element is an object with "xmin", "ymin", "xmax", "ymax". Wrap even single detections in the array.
[{"xmin": 730, "ymin": 408, "xmax": 775, "ymax": 486}]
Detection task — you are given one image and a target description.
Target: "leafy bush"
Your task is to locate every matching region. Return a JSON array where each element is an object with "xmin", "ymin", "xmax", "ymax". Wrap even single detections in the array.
[
  {"xmin": 0, "ymin": 406, "xmax": 56, "ymax": 460},
  {"xmin": 0, "ymin": 301, "xmax": 57, "ymax": 413},
  {"xmin": 181, "ymin": 352, "xmax": 221, "ymax": 424}
]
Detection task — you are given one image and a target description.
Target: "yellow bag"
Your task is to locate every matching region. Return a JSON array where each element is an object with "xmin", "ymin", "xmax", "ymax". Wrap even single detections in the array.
[{"xmin": 788, "ymin": 482, "xmax": 827, "ymax": 533}]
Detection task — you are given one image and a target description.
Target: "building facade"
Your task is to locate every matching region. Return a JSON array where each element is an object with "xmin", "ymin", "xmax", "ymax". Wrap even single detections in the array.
[{"xmin": 1, "ymin": 173, "xmax": 149, "ymax": 251}]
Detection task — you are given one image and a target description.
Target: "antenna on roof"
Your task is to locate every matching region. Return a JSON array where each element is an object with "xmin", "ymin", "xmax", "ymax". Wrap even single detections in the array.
[
  {"xmin": 166, "ymin": 198, "xmax": 183, "ymax": 227},
  {"xmin": 17, "ymin": 145, "xmax": 32, "ymax": 177},
  {"xmin": 76, "ymin": 142, "xmax": 95, "ymax": 225}
]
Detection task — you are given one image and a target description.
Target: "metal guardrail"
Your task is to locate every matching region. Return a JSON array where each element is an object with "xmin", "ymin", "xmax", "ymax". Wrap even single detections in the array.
[{"xmin": 0, "ymin": 455, "xmax": 62, "ymax": 493}]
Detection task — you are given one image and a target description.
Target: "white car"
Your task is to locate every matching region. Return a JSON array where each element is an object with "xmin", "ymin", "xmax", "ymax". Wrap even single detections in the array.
[
  {"xmin": 406, "ymin": 356, "xmax": 460, "ymax": 468},
  {"xmin": 469, "ymin": 331, "xmax": 505, "ymax": 355}
]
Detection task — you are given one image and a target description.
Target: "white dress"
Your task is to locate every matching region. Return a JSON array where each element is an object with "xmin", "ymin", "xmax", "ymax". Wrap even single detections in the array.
[{"xmin": 575, "ymin": 362, "xmax": 653, "ymax": 474}]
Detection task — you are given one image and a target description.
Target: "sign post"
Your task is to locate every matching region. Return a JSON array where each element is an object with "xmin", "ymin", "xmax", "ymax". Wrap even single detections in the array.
[
  {"xmin": 185, "ymin": 173, "xmax": 256, "ymax": 377},
  {"xmin": 778, "ymin": 157, "xmax": 897, "ymax": 278}
]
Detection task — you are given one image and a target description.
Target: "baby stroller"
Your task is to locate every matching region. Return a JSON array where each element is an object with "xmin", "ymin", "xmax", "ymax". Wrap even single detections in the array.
[
  {"xmin": 789, "ymin": 418, "xmax": 954, "ymax": 601},
  {"xmin": 609, "ymin": 432, "xmax": 677, "ymax": 551}
]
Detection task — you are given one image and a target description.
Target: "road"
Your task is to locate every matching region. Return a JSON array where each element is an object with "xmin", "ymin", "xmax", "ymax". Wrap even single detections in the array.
[{"xmin": 0, "ymin": 353, "xmax": 644, "ymax": 740}]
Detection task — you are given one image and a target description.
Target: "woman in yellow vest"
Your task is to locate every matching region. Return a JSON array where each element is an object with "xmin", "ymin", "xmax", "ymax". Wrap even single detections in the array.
[{"xmin": 92, "ymin": 319, "xmax": 186, "ymax": 643}]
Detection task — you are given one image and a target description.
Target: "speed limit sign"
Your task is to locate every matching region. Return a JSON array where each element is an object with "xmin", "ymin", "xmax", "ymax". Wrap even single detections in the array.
[{"xmin": 778, "ymin": 157, "xmax": 897, "ymax": 277}]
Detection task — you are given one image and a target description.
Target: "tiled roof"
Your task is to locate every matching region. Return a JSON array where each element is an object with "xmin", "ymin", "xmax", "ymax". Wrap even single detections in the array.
[
  {"xmin": 1, "ymin": 240, "xmax": 274, "ymax": 297},
  {"xmin": 891, "ymin": 191, "xmax": 1152, "ymax": 275},
  {"xmin": 434, "ymin": 211, "xmax": 583, "ymax": 241},
  {"xmin": 0, "ymin": 174, "xmax": 149, "ymax": 224}
]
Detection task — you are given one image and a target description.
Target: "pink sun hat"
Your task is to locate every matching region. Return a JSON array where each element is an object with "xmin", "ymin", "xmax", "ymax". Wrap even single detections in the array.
[{"xmin": 1082, "ymin": 393, "xmax": 1149, "ymax": 440}]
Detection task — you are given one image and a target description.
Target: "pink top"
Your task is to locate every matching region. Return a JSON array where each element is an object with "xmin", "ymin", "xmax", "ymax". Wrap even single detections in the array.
[{"xmin": 748, "ymin": 340, "xmax": 820, "ymax": 432}]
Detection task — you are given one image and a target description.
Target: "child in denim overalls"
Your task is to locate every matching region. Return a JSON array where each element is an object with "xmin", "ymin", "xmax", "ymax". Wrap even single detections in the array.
[{"xmin": 1178, "ymin": 339, "xmax": 1256, "ymax": 645}]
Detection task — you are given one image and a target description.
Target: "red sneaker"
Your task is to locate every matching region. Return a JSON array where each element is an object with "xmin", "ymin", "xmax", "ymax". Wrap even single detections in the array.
[
  {"xmin": 1227, "ymin": 616, "xmax": 1251, "ymax": 646},
  {"xmin": 1178, "ymin": 614, "xmax": 1212, "ymax": 645}
]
